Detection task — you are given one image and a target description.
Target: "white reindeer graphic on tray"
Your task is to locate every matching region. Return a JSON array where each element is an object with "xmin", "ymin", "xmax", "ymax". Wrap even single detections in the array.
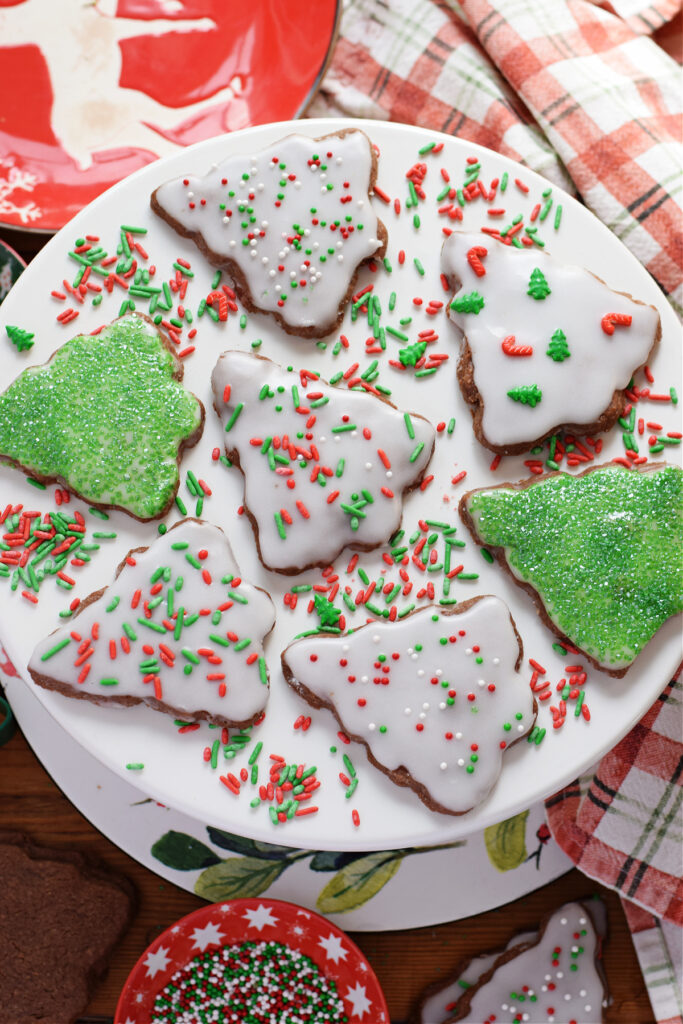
[{"xmin": 0, "ymin": 0, "xmax": 244, "ymax": 172}]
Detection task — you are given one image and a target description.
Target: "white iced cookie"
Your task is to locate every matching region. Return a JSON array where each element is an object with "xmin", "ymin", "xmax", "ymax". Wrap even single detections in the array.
[
  {"xmin": 281, "ymin": 596, "xmax": 535, "ymax": 816},
  {"xmin": 442, "ymin": 231, "xmax": 660, "ymax": 454},
  {"xmin": 448, "ymin": 901, "xmax": 607, "ymax": 1023},
  {"xmin": 212, "ymin": 350, "xmax": 435, "ymax": 574},
  {"xmin": 28, "ymin": 520, "xmax": 275, "ymax": 728},
  {"xmin": 418, "ymin": 931, "xmax": 537, "ymax": 1024},
  {"xmin": 151, "ymin": 129, "xmax": 386, "ymax": 337}
]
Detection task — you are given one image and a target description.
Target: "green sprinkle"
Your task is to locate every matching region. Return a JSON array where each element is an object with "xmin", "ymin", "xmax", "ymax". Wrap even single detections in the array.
[
  {"xmin": 40, "ymin": 636, "xmax": 72, "ymax": 661},
  {"xmin": 274, "ymin": 511, "xmax": 287, "ymax": 539},
  {"xmin": 386, "ymin": 326, "xmax": 410, "ymax": 341},
  {"xmin": 224, "ymin": 403, "xmax": 244, "ymax": 431}
]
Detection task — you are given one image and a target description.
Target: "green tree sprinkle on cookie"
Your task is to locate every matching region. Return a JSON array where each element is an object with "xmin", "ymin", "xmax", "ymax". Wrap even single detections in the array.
[
  {"xmin": 451, "ymin": 290, "xmax": 485, "ymax": 314},
  {"xmin": 546, "ymin": 328, "xmax": 570, "ymax": 362},
  {"xmin": 507, "ymin": 384, "xmax": 543, "ymax": 407},
  {"xmin": 527, "ymin": 267, "xmax": 551, "ymax": 300}
]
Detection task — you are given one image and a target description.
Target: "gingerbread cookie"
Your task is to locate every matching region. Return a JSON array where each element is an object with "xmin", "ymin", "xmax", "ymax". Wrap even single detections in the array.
[
  {"xmin": 211, "ymin": 350, "xmax": 435, "ymax": 574},
  {"xmin": 0, "ymin": 313, "xmax": 204, "ymax": 520},
  {"xmin": 151, "ymin": 129, "xmax": 387, "ymax": 338},
  {"xmin": 28, "ymin": 519, "xmax": 275, "ymax": 728},
  {"xmin": 447, "ymin": 901, "xmax": 607, "ymax": 1023},
  {"xmin": 441, "ymin": 232, "xmax": 660, "ymax": 455},
  {"xmin": 0, "ymin": 830, "xmax": 135, "ymax": 1024},
  {"xmin": 281, "ymin": 597, "xmax": 536, "ymax": 816},
  {"xmin": 413, "ymin": 931, "xmax": 537, "ymax": 1024},
  {"xmin": 460, "ymin": 462, "xmax": 683, "ymax": 677}
]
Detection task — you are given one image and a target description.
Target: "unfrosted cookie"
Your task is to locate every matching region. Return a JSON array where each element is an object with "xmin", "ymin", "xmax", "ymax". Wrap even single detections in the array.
[
  {"xmin": 441, "ymin": 232, "xmax": 660, "ymax": 455},
  {"xmin": 460, "ymin": 462, "xmax": 683, "ymax": 676},
  {"xmin": 28, "ymin": 519, "xmax": 275, "ymax": 728},
  {"xmin": 0, "ymin": 830, "xmax": 135, "ymax": 1024},
  {"xmin": 211, "ymin": 350, "xmax": 435, "ymax": 574},
  {"xmin": 281, "ymin": 597, "xmax": 536, "ymax": 816},
  {"xmin": 447, "ymin": 901, "xmax": 607, "ymax": 1023},
  {"xmin": 0, "ymin": 313, "xmax": 204, "ymax": 520},
  {"xmin": 151, "ymin": 129, "xmax": 387, "ymax": 338}
]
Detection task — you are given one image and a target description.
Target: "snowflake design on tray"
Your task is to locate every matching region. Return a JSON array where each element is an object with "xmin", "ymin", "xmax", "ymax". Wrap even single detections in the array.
[
  {"xmin": 0, "ymin": 159, "xmax": 41, "ymax": 226},
  {"xmin": 27, "ymin": 519, "xmax": 275, "ymax": 728}
]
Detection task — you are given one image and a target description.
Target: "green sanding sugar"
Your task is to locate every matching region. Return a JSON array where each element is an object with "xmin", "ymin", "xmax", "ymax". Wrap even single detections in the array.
[
  {"xmin": 0, "ymin": 314, "xmax": 203, "ymax": 519},
  {"xmin": 466, "ymin": 464, "xmax": 683, "ymax": 669}
]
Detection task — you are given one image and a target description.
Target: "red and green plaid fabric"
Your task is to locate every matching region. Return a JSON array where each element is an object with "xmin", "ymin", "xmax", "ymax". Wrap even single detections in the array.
[
  {"xmin": 545, "ymin": 674, "xmax": 682, "ymax": 926},
  {"xmin": 545, "ymin": 673, "xmax": 682, "ymax": 1022},
  {"xmin": 310, "ymin": 0, "xmax": 683, "ymax": 314},
  {"xmin": 623, "ymin": 900, "xmax": 683, "ymax": 1024}
]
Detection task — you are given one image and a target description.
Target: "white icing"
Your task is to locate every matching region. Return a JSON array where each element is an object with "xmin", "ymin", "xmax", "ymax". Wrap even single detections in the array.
[
  {"xmin": 211, "ymin": 351, "xmax": 435, "ymax": 572},
  {"xmin": 282, "ymin": 597, "xmax": 534, "ymax": 814},
  {"xmin": 153, "ymin": 131, "xmax": 383, "ymax": 332},
  {"xmin": 420, "ymin": 932, "xmax": 537, "ymax": 1024},
  {"xmin": 461, "ymin": 902, "xmax": 605, "ymax": 1024},
  {"xmin": 28, "ymin": 520, "xmax": 275, "ymax": 726},
  {"xmin": 441, "ymin": 232, "xmax": 659, "ymax": 449}
]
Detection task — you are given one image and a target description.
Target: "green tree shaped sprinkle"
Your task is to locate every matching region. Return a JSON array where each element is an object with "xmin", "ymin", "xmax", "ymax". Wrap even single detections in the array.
[
  {"xmin": 527, "ymin": 267, "xmax": 551, "ymax": 300},
  {"xmin": 398, "ymin": 341, "xmax": 427, "ymax": 366},
  {"xmin": 314, "ymin": 593, "xmax": 343, "ymax": 629},
  {"xmin": 507, "ymin": 384, "xmax": 543, "ymax": 407},
  {"xmin": 5, "ymin": 325, "xmax": 35, "ymax": 352},
  {"xmin": 451, "ymin": 291, "xmax": 485, "ymax": 314},
  {"xmin": 546, "ymin": 328, "xmax": 570, "ymax": 362}
]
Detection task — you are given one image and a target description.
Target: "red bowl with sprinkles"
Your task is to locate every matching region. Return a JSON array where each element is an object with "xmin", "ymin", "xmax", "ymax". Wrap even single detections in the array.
[{"xmin": 115, "ymin": 897, "xmax": 388, "ymax": 1023}]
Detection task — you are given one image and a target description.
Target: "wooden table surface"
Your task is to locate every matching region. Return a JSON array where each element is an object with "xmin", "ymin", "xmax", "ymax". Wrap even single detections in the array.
[
  {"xmin": 3, "ymin": 17, "xmax": 680, "ymax": 1010},
  {"xmin": 1, "ymin": 719, "xmax": 655, "ymax": 1023}
]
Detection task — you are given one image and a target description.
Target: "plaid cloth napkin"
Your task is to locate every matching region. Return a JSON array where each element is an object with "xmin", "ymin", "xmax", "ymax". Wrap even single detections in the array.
[
  {"xmin": 546, "ymin": 675, "xmax": 683, "ymax": 1021},
  {"xmin": 311, "ymin": 1, "xmax": 683, "ymax": 1018},
  {"xmin": 308, "ymin": 0, "xmax": 683, "ymax": 315}
]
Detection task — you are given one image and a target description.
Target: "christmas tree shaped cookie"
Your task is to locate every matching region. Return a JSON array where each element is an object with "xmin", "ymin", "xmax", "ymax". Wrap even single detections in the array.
[
  {"xmin": 28, "ymin": 520, "xmax": 275, "ymax": 728},
  {"xmin": 414, "ymin": 930, "xmax": 537, "ymax": 1024},
  {"xmin": 211, "ymin": 351, "xmax": 435, "ymax": 574},
  {"xmin": 442, "ymin": 232, "xmax": 660, "ymax": 454},
  {"xmin": 0, "ymin": 314, "xmax": 204, "ymax": 520},
  {"xmin": 415, "ymin": 900, "xmax": 608, "ymax": 1023},
  {"xmin": 281, "ymin": 597, "xmax": 536, "ymax": 816},
  {"xmin": 460, "ymin": 463, "xmax": 683, "ymax": 676},
  {"xmin": 152, "ymin": 129, "xmax": 387, "ymax": 338},
  {"xmin": 446, "ymin": 901, "xmax": 607, "ymax": 1023}
]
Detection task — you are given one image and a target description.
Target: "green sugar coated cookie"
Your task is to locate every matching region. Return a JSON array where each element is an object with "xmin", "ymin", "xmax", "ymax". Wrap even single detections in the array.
[
  {"xmin": 0, "ymin": 314, "xmax": 203, "ymax": 519},
  {"xmin": 465, "ymin": 464, "xmax": 683, "ymax": 671}
]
